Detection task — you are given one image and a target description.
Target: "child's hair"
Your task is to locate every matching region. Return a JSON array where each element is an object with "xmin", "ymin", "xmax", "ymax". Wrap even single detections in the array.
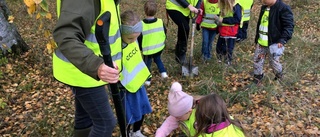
[
  {"xmin": 144, "ymin": 0, "xmax": 157, "ymax": 16},
  {"xmin": 120, "ymin": 10, "xmax": 140, "ymax": 26},
  {"xmin": 218, "ymin": 0, "xmax": 235, "ymax": 17},
  {"xmin": 194, "ymin": 93, "xmax": 244, "ymax": 136}
]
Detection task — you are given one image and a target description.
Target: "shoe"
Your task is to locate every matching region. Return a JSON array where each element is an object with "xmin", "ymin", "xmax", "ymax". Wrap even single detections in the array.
[
  {"xmin": 161, "ymin": 72, "xmax": 168, "ymax": 78},
  {"xmin": 144, "ymin": 81, "xmax": 151, "ymax": 86},
  {"xmin": 175, "ymin": 55, "xmax": 186, "ymax": 65},
  {"xmin": 130, "ymin": 130, "xmax": 146, "ymax": 137},
  {"xmin": 253, "ymin": 74, "xmax": 264, "ymax": 84},
  {"xmin": 218, "ymin": 59, "xmax": 222, "ymax": 63},
  {"xmin": 226, "ymin": 61, "xmax": 231, "ymax": 66},
  {"xmin": 274, "ymin": 72, "xmax": 283, "ymax": 81},
  {"xmin": 236, "ymin": 38, "xmax": 241, "ymax": 42}
]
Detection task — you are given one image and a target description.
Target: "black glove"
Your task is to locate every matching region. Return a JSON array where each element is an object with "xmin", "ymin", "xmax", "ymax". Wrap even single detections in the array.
[{"xmin": 196, "ymin": 23, "xmax": 200, "ymax": 31}]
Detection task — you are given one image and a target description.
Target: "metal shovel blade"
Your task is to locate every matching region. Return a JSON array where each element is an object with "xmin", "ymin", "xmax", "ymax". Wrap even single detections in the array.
[{"xmin": 182, "ymin": 64, "xmax": 199, "ymax": 77}]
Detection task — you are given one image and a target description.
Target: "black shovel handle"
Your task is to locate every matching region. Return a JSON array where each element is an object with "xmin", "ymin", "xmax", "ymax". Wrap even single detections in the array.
[{"xmin": 95, "ymin": 11, "xmax": 127, "ymax": 137}]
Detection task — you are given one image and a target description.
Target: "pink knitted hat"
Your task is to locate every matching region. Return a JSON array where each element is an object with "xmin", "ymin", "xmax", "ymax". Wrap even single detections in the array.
[{"xmin": 168, "ymin": 82, "xmax": 193, "ymax": 117}]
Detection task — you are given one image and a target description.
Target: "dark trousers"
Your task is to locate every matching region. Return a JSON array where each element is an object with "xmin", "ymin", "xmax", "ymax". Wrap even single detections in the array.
[
  {"xmin": 72, "ymin": 85, "xmax": 116, "ymax": 137},
  {"xmin": 144, "ymin": 51, "xmax": 167, "ymax": 81},
  {"xmin": 216, "ymin": 36, "xmax": 236, "ymax": 62},
  {"xmin": 166, "ymin": 9, "xmax": 190, "ymax": 57},
  {"xmin": 237, "ymin": 21, "xmax": 249, "ymax": 39}
]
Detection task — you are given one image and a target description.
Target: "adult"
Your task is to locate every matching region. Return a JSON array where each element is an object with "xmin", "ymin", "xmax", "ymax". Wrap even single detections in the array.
[
  {"xmin": 53, "ymin": 0, "xmax": 122, "ymax": 136},
  {"xmin": 166, "ymin": 0, "xmax": 201, "ymax": 64}
]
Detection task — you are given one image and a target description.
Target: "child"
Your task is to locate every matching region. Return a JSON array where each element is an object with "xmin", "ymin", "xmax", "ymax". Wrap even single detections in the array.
[
  {"xmin": 253, "ymin": 0, "xmax": 294, "ymax": 84},
  {"xmin": 120, "ymin": 10, "xmax": 153, "ymax": 137},
  {"xmin": 215, "ymin": 0, "xmax": 242, "ymax": 65},
  {"xmin": 196, "ymin": 0, "xmax": 220, "ymax": 61},
  {"xmin": 139, "ymin": 0, "xmax": 168, "ymax": 86},
  {"xmin": 155, "ymin": 82, "xmax": 245, "ymax": 137},
  {"xmin": 194, "ymin": 94, "xmax": 245, "ymax": 136},
  {"xmin": 236, "ymin": 0, "xmax": 254, "ymax": 42}
]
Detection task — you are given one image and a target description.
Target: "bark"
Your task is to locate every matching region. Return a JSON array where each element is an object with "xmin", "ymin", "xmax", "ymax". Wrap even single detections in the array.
[{"xmin": 0, "ymin": 0, "xmax": 29, "ymax": 55}]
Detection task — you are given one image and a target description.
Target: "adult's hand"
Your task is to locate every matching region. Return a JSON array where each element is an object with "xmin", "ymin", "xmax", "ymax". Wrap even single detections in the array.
[
  {"xmin": 188, "ymin": 5, "xmax": 198, "ymax": 14},
  {"xmin": 98, "ymin": 62, "xmax": 119, "ymax": 83}
]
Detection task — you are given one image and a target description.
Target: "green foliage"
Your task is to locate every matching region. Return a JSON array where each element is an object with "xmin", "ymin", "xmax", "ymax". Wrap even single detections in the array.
[{"xmin": 0, "ymin": 98, "xmax": 7, "ymax": 109}]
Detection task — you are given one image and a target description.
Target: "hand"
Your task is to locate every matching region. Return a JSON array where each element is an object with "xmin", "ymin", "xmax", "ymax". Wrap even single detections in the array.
[
  {"xmin": 277, "ymin": 43, "xmax": 283, "ymax": 48},
  {"xmin": 188, "ymin": 5, "xmax": 198, "ymax": 14},
  {"xmin": 98, "ymin": 62, "xmax": 119, "ymax": 83},
  {"xmin": 196, "ymin": 23, "xmax": 200, "ymax": 31}
]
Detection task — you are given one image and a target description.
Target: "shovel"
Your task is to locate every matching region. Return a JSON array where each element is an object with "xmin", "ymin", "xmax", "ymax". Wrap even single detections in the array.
[{"xmin": 182, "ymin": 14, "xmax": 199, "ymax": 77}]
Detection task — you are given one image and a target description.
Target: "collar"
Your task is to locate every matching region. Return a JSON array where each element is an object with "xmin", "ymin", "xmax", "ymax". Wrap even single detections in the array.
[{"xmin": 206, "ymin": 120, "xmax": 231, "ymax": 133}]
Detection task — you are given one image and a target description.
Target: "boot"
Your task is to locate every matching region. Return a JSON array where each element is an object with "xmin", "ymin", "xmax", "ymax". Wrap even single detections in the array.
[
  {"xmin": 175, "ymin": 43, "xmax": 187, "ymax": 65},
  {"xmin": 74, "ymin": 127, "xmax": 91, "ymax": 137},
  {"xmin": 274, "ymin": 72, "xmax": 283, "ymax": 81},
  {"xmin": 253, "ymin": 74, "xmax": 264, "ymax": 84}
]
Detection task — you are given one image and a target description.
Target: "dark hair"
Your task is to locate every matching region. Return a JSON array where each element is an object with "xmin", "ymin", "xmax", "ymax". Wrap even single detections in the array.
[
  {"xmin": 120, "ymin": 10, "xmax": 140, "ymax": 26},
  {"xmin": 144, "ymin": 0, "xmax": 157, "ymax": 16},
  {"xmin": 194, "ymin": 93, "xmax": 244, "ymax": 136}
]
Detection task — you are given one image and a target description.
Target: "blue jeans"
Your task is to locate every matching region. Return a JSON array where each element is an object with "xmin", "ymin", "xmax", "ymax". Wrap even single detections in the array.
[
  {"xmin": 216, "ymin": 36, "xmax": 236, "ymax": 62},
  {"xmin": 201, "ymin": 28, "xmax": 218, "ymax": 59},
  {"xmin": 144, "ymin": 52, "xmax": 166, "ymax": 81},
  {"xmin": 72, "ymin": 85, "xmax": 116, "ymax": 137}
]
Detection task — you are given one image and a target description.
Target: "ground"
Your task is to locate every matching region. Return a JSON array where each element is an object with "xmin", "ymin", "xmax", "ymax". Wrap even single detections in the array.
[{"xmin": 0, "ymin": 0, "xmax": 319, "ymax": 136}]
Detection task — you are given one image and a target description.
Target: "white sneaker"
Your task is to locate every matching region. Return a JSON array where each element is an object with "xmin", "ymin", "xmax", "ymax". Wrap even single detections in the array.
[
  {"xmin": 130, "ymin": 130, "xmax": 146, "ymax": 137},
  {"xmin": 144, "ymin": 81, "xmax": 151, "ymax": 86},
  {"xmin": 161, "ymin": 72, "xmax": 168, "ymax": 78}
]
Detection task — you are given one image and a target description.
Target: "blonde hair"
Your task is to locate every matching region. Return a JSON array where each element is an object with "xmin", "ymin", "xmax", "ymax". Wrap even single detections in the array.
[
  {"xmin": 219, "ymin": 0, "xmax": 235, "ymax": 17},
  {"xmin": 120, "ymin": 10, "xmax": 140, "ymax": 26}
]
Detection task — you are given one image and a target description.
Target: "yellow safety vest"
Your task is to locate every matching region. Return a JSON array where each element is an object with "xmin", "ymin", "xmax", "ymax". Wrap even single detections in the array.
[
  {"xmin": 119, "ymin": 42, "xmax": 151, "ymax": 93},
  {"xmin": 221, "ymin": 0, "xmax": 239, "ymax": 27},
  {"xmin": 200, "ymin": 1, "xmax": 220, "ymax": 29},
  {"xmin": 239, "ymin": 0, "xmax": 253, "ymax": 27},
  {"xmin": 141, "ymin": 19, "xmax": 166, "ymax": 55},
  {"xmin": 258, "ymin": 8, "xmax": 269, "ymax": 46},
  {"xmin": 181, "ymin": 110, "xmax": 245, "ymax": 136},
  {"xmin": 166, "ymin": 0, "xmax": 199, "ymax": 17},
  {"xmin": 53, "ymin": 0, "xmax": 122, "ymax": 87}
]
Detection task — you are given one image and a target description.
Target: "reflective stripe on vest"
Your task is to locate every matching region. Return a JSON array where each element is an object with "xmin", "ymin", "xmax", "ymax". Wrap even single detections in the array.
[
  {"xmin": 201, "ymin": 1, "xmax": 219, "ymax": 28},
  {"xmin": 239, "ymin": 0, "xmax": 253, "ymax": 22},
  {"xmin": 120, "ymin": 41, "xmax": 150, "ymax": 93},
  {"xmin": 53, "ymin": 0, "xmax": 122, "ymax": 87},
  {"xmin": 166, "ymin": 0, "xmax": 198, "ymax": 17},
  {"xmin": 141, "ymin": 19, "xmax": 166, "ymax": 55},
  {"xmin": 258, "ymin": 8, "xmax": 269, "ymax": 46}
]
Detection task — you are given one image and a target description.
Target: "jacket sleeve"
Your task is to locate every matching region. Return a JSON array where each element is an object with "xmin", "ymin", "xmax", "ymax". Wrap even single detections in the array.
[
  {"xmin": 53, "ymin": 0, "xmax": 103, "ymax": 80},
  {"xmin": 222, "ymin": 4, "xmax": 242, "ymax": 25},
  {"xmin": 278, "ymin": 5, "xmax": 294, "ymax": 45},
  {"xmin": 196, "ymin": 2, "xmax": 204, "ymax": 24},
  {"xmin": 176, "ymin": 0, "xmax": 190, "ymax": 8},
  {"xmin": 155, "ymin": 116, "xmax": 180, "ymax": 137}
]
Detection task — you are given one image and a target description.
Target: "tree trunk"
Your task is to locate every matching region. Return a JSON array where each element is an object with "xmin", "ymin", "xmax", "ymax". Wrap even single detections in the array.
[{"xmin": 0, "ymin": 0, "xmax": 29, "ymax": 55}]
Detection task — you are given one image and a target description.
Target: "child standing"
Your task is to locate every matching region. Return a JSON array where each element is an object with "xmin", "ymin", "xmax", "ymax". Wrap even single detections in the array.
[
  {"xmin": 139, "ymin": 0, "xmax": 168, "ymax": 86},
  {"xmin": 215, "ymin": 0, "xmax": 242, "ymax": 65},
  {"xmin": 236, "ymin": 0, "xmax": 254, "ymax": 42},
  {"xmin": 155, "ymin": 82, "xmax": 245, "ymax": 137},
  {"xmin": 253, "ymin": 0, "xmax": 294, "ymax": 84},
  {"xmin": 196, "ymin": 0, "xmax": 220, "ymax": 61},
  {"xmin": 120, "ymin": 10, "xmax": 153, "ymax": 137}
]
